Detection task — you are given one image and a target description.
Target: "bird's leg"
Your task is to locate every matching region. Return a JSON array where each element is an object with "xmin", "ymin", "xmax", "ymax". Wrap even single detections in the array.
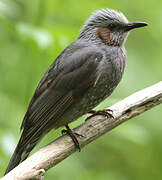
[
  {"xmin": 62, "ymin": 125, "xmax": 84, "ymax": 152},
  {"xmin": 86, "ymin": 109, "xmax": 114, "ymax": 121}
]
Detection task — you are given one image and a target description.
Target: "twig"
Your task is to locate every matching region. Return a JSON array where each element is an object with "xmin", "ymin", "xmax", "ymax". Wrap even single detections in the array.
[{"xmin": 1, "ymin": 81, "xmax": 162, "ymax": 180}]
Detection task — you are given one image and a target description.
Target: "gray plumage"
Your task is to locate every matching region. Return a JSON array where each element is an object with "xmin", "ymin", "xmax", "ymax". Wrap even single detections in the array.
[{"xmin": 5, "ymin": 9, "xmax": 147, "ymax": 174}]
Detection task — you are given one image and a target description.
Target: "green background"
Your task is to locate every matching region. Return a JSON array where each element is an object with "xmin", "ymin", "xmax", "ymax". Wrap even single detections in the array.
[{"xmin": 0, "ymin": 0, "xmax": 162, "ymax": 179}]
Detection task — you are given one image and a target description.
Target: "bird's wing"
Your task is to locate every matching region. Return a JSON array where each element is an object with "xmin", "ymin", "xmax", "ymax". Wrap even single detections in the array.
[{"xmin": 19, "ymin": 46, "xmax": 103, "ymax": 150}]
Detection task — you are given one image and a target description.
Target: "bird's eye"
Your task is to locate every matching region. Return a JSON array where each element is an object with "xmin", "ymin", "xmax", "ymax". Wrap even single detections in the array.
[{"xmin": 108, "ymin": 24, "xmax": 116, "ymax": 30}]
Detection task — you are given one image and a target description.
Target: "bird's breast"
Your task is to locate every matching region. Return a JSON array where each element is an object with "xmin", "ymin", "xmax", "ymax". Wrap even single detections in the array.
[{"xmin": 79, "ymin": 46, "xmax": 126, "ymax": 111}]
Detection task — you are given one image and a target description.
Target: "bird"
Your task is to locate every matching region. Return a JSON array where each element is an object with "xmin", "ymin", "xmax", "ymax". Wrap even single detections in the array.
[{"xmin": 5, "ymin": 8, "xmax": 147, "ymax": 174}]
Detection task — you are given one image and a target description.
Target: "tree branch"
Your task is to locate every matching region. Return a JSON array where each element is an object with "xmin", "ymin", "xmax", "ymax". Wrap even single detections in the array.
[{"xmin": 1, "ymin": 82, "xmax": 162, "ymax": 180}]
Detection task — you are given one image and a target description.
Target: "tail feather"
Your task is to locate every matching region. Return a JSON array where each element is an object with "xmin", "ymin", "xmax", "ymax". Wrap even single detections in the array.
[
  {"xmin": 5, "ymin": 147, "xmax": 22, "ymax": 175},
  {"xmin": 4, "ymin": 131, "xmax": 41, "ymax": 175}
]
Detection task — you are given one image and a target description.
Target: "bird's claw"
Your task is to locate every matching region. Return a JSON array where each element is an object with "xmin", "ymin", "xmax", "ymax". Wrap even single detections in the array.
[
  {"xmin": 86, "ymin": 109, "xmax": 114, "ymax": 121},
  {"xmin": 62, "ymin": 129, "xmax": 84, "ymax": 137},
  {"xmin": 61, "ymin": 125, "xmax": 84, "ymax": 151}
]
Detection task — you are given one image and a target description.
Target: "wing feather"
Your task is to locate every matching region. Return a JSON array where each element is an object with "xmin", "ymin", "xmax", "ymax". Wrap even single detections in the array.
[{"xmin": 20, "ymin": 46, "xmax": 103, "ymax": 150}]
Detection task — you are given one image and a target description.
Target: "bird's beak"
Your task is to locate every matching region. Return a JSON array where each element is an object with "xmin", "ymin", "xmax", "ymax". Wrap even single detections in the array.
[{"xmin": 124, "ymin": 21, "xmax": 148, "ymax": 32}]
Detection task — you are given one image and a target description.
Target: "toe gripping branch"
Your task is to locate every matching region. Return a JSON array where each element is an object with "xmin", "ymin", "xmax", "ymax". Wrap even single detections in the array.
[
  {"xmin": 86, "ymin": 109, "xmax": 114, "ymax": 121},
  {"xmin": 62, "ymin": 125, "xmax": 84, "ymax": 152},
  {"xmin": 62, "ymin": 109, "xmax": 113, "ymax": 151}
]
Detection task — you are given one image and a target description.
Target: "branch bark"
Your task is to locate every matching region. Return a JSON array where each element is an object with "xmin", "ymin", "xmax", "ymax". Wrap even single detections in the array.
[{"xmin": 1, "ymin": 82, "xmax": 162, "ymax": 180}]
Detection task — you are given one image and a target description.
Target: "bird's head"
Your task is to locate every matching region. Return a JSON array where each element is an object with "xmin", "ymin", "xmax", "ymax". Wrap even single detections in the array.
[{"xmin": 78, "ymin": 9, "xmax": 147, "ymax": 46}]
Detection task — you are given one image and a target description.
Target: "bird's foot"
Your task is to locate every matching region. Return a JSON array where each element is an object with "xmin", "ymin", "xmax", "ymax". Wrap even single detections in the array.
[
  {"xmin": 62, "ymin": 125, "xmax": 84, "ymax": 152},
  {"xmin": 86, "ymin": 109, "xmax": 114, "ymax": 121}
]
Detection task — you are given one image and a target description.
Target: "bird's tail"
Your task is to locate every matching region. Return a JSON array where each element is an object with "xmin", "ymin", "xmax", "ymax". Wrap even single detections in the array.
[{"xmin": 4, "ymin": 130, "xmax": 41, "ymax": 175}]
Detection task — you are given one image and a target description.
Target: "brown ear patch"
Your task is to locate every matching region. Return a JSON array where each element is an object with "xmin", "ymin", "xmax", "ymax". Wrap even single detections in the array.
[
  {"xmin": 96, "ymin": 27, "xmax": 119, "ymax": 46},
  {"xmin": 96, "ymin": 27, "xmax": 110, "ymax": 44}
]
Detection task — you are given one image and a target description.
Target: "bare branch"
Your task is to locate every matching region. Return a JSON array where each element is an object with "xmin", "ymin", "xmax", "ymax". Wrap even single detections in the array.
[{"xmin": 1, "ymin": 81, "xmax": 162, "ymax": 180}]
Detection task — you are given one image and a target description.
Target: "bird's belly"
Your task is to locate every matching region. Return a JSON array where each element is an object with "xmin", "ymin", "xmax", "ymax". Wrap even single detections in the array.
[
  {"xmin": 78, "ymin": 74, "xmax": 120, "ymax": 112},
  {"xmin": 55, "ymin": 72, "xmax": 122, "ymax": 129}
]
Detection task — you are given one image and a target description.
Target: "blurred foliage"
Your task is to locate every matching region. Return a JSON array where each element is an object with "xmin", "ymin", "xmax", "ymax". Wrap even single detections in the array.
[{"xmin": 0, "ymin": 0, "xmax": 162, "ymax": 179}]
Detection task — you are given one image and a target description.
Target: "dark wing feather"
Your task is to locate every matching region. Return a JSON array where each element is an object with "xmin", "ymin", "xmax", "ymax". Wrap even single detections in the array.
[
  {"xmin": 5, "ymin": 46, "xmax": 103, "ymax": 174},
  {"xmin": 20, "ymin": 47, "xmax": 103, "ymax": 150}
]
